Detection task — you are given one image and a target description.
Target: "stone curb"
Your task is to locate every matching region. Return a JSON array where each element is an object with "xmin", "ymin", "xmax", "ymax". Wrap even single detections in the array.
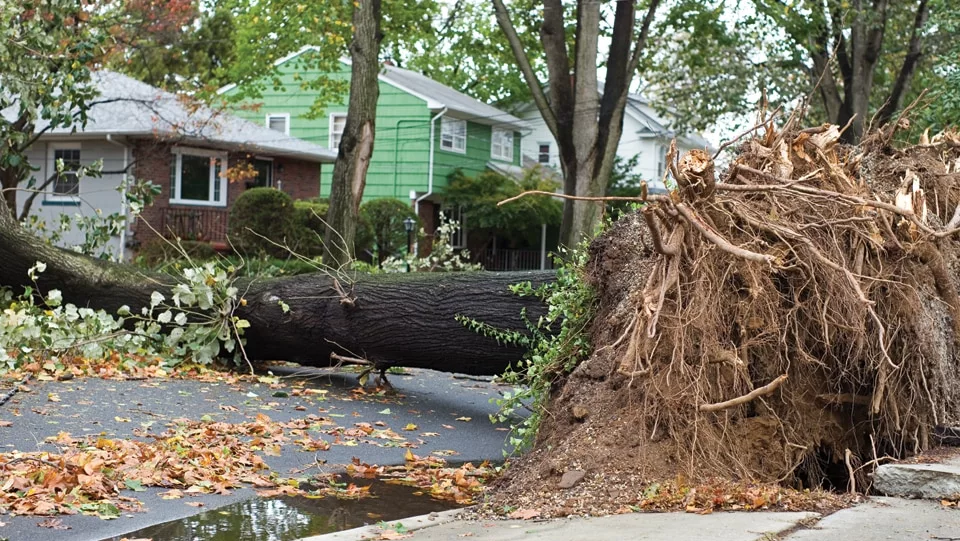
[
  {"xmin": 296, "ymin": 509, "xmax": 465, "ymax": 541},
  {"xmin": 873, "ymin": 462, "xmax": 960, "ymax": 499}
]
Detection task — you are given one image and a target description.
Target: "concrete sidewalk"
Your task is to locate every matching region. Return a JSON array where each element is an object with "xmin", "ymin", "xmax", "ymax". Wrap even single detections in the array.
[
  {"xmin": 302, "ymin": 509, "xmax": 819, "ymax": 541},
  {"xmin": 302, "ymin": 496, "xmax": 960, "ymax": 541}
]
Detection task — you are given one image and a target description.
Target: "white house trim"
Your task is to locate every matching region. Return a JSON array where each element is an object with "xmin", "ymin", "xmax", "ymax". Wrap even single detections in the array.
[
  {"xmin": 45, "ymin": 142, "xmax": 82, "ymax": 202},
  {"xmin": 169, "ymin": 146, "xmax": 228, "ymax": 207}
]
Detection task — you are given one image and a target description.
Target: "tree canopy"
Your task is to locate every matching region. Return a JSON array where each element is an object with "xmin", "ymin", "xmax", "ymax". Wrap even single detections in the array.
[{"xmin": 0, "ymin": 0, "xmax": 107, "ymax": 215}]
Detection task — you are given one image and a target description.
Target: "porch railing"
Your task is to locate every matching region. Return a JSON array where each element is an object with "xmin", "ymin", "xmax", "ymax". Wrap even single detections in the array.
[
  {"xmin": 476, "ymin": 248, "xmax": 552, "ymax": 271},
  {"xmin": 158, "ymin": 207, "xmax": 230, "ymax": 243}
]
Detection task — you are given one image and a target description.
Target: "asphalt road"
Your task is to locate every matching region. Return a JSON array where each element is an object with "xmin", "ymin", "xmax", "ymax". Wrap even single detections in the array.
[{"xmin": 0, "ymin": 366, "xmax": 520, "ymax": 541}]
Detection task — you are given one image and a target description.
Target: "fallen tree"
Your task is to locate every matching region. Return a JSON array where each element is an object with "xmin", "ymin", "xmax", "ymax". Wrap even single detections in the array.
[
  {"xmin": 490, "ymin": 120, "xmax": 960, "ymax": 513},
  {"xmin": 0, "ymin": 209, "xmax": 551, "ymax": 376}
]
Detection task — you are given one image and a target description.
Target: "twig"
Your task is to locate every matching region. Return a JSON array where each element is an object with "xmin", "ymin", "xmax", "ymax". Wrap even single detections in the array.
[
  {"xmin": 497, "ymin": 190, "xmax": 670, "ymax": 207},
  {"xmin": 0, "ymin": 374, "xmax": 30, "ymax": 407},
  {"xmin": 2, "ymin": 456, "xmax": 62, "ymax": 470},
  {"xmin": 699, "ymin": 375, "xmax": 788, "ymax": 413},
  {"xmin": 712, "ymin": 108, "xmax": 783, "ymax": 160},
  {"xmin": 844, "ymin": 448, "xmax": 856, "ymax": 494},
  {"xmin": 674, "ymin": 203, "xmax": 775, "ymax": 265}
]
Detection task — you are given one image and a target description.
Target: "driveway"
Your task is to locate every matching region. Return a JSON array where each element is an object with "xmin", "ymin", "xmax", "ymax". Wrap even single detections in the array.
[{"xmin": 0, "ymin": 366, "xmax": 518, "ymax": 541}]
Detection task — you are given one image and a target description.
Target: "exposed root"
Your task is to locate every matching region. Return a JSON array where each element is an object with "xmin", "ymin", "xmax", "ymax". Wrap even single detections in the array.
[{"xmin": 500, "ymin": 123, "xmax": 960, "ymax": 495}]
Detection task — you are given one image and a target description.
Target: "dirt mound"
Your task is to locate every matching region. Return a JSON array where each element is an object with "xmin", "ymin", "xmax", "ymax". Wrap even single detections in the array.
[{"xmin": 491, "ymin": 122, "xmax": 960, "ymax": 515}]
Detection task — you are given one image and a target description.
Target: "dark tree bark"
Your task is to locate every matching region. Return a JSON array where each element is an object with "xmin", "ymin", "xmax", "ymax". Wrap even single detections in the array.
[
  {"xmin": 323, "ymin": 0, "xmax": 383, "ymax": 269},
  {"xmin": 0, "ymin": 210, "xmax": 549, "ymax": 376},
  {"xmin": 804, "ymin": 0, "xmax": 930, "ymax": 143},
  {"xmin": 493, "ymin": 0, "xmax": 662, "ymax": 248}
]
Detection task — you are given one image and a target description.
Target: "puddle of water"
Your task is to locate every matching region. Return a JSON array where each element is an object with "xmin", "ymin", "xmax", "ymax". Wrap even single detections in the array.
[{"xmin": 102, "ymin": 478, "xmax": 460, "ymax": 541}]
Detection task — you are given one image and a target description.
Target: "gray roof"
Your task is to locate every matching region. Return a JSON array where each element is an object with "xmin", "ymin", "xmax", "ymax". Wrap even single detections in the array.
[
  {"xmin": 379, "ymin": 65, "xmax": 526, "ymax": 130},
  {"xmin": 217, "ymin": 47, "xmax": 525, "ymax": 131},
  {"xmin": 22, "ymin": 71, "xmax": 336, "ymax": 163},
  {"xmin": 625, "ymin": 96, "xmax": 712, "ymax": 149}
]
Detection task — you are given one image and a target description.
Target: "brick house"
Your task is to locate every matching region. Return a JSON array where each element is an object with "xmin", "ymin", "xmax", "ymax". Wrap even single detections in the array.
[{"xmin": 18, "ymin": 71, "xmax": 336, "ymax": 258}]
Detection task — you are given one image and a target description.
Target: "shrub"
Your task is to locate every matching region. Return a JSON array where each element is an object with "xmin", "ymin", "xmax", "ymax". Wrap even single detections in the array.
[
  {"xmin": 357, "ymin": 198, "xmax": 418, "ymax": 264},
  {"xmin": 228, "ymin": 188, "xmax": 294, "ymax": 257},
  {"xmin": 137, "ymin": 240, "xmax": 217, "ymax": 268},
  {"xmin": 291, "ymin": 199, "xmax": 329, "ymax": 257}
]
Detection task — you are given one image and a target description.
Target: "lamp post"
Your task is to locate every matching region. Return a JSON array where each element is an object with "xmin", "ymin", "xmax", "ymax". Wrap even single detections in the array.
[{"xmin": 403, "ymin": 217, "xmax": 416, "ymax": 273}]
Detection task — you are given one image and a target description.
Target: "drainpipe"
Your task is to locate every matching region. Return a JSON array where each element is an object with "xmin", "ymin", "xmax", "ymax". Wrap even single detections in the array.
[
  {"xmin": 415, "ymin": 107, "xmax": 447, "ymax": 218},
  {"xmin": 105, "ymin": 134, "xmax": 129, "ymax": 263}
]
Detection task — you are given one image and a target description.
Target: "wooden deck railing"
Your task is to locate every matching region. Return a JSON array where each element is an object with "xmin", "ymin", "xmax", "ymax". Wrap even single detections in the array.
[{"xmin": 158, "ymin": 207, "xmax": 230, "ymax": 243}]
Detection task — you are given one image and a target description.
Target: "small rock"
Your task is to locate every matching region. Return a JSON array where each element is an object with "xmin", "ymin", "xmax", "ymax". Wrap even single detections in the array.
[
  {"xmin": 558, "ymin": 470, "xmax": 586, "ymax": 489},
  {"xmin": 571, "ymin": 406, "xmax": 590, "ymax": 422}
]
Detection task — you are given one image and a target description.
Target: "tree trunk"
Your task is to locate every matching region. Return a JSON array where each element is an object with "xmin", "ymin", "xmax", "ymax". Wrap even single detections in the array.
[
  {"xmin": 494, "ymin": 0, "xmax": 661, "ymax": 249},
  {"xmin": 323, "ymin": 0, "xmax": 383, "ymax": 269},
  {"xmin": 0, "ymin": 212, "xmax": 549, "ymax": 376}
]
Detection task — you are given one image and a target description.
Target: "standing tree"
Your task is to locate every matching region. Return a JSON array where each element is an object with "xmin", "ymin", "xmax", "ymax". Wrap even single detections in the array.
[
  {"xmin": 645, "ymin": 0, "xmax": 943, "ymax": 144},
  {"xmin": 0, "ymin": 0, "xmax": 105, "ymax": 217},
  {"xmin": 323, "ymin": 0, "xmax": 383, "ymax": 269},
  {"xmin": 492, "ymin": 0, "xmax": 662, "ymax": 246}
]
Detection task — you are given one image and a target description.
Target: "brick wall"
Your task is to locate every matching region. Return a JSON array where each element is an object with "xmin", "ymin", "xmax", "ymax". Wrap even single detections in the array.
[{"xmin": 130, "ymin": 140, "xmax": 322, "ymax": 248}]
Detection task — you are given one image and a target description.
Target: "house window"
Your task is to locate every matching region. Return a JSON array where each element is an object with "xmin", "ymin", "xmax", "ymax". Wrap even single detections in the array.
[
  {"xmin": 50, "ymin": 147, "xmax": 81, "ymax": 198},
  {"xmin": 329, "ymin": 113, "xmax": 347, "ymax": 149},
  {"xmin": 538, "ymin": 143, "xmax": 551, "ymax": 164},
  {"xmin": 491, "ymin": 128, "xmax": 514, "ymax": 161},
  {"xmin": 171, "ymin": 147, "xmax": 227, "ymax": 206},
  {"xmin": 657, "ymin": 144, "xmax": 668, "ymax": 179},
  {"xmin": 266, "ymin": 113, "xmax": 290, "ymax": 135},
  {"xmin": 443, "ymin": 205, "xmax": 466, "ymax": 248},
  {"xmin": 440, "ymin": 117, "xmax": 466, "ymax": 153},
  {"xmin": 252, "ymin": 158, "xmax": 273, "ymax": 188}
]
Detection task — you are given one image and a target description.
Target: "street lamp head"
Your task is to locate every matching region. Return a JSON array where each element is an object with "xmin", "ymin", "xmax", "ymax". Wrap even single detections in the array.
[{"xmin": 403, "ymin": 217, "xmax": 416, "ymax": 232}]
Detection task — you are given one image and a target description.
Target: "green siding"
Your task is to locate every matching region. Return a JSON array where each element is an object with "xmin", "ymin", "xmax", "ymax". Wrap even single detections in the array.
[{"xmin": 224, "ymin": 55, "xmax": 522, "ymax": 203}]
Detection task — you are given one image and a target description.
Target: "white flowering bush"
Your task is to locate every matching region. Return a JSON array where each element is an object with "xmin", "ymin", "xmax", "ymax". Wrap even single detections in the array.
[
  {"xmin": 0, "ymin": 261, "xmax": 249, "ymax": 371},
  {"xmin": 380, "ymin": 214, "xmax": 482, "ymax": 273}
]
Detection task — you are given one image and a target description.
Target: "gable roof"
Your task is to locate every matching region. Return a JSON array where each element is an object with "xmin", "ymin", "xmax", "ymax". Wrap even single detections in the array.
[
  {"xmin": 218, "ymin": 46, "xmax": 526, "ymax": 131},
  {"xmin": 20, "ymin": 71, "xmax": 337, "ymax": 163}
]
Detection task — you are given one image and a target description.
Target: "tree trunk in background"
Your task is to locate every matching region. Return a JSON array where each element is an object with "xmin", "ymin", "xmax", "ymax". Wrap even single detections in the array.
[
  {"xmin": 805, "ymin": 0, "xmax": 929, "ymax": 144},
  {"xmin": 0, "ymin": 209, "xmax": 549, "ymax": 375},
  {"xmin": 323, "ymin": 0, "xmax": 383, "ymax": 269},
  {"xmin": 493, "ymin": 0, "xmax": 661, "ymax": 248}
]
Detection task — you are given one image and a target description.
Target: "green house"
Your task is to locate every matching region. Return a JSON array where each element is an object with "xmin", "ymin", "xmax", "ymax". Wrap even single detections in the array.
[{"xmin": 218, "ymin": 46, "xmax": 526, "ymax": 240}]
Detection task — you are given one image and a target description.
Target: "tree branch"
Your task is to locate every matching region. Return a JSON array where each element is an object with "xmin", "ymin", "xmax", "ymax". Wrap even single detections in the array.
[
  {"xmin": 491, "ymin": 0, "xmax": 557, "ymax": 137},
  {"xmin": 875, "ymin": 0, "xmax": 929, "ymax": 127}
]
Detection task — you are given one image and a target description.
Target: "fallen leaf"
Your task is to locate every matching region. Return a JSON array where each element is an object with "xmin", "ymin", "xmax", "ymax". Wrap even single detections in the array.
[
  {"xmin": 37, "ymin": 518, "xmax": 70, "ymax": 529},
  {"xmin": 455, "ymin": 417, "xmax": 472, "ymax": 422},
  {"xmin": 508, "ymin": 508, "xmax": 541, "ymax": 520},
  {"xmin": 47, "ymin": 393, "xmax": 61, "ymax": 403},
  {"xmin": 442, "ymin": 424, "xmax": 455, "ymax": 430},
  {"xmin": 379, "ymin": 408, "xmax": 393, "ymax": 415},
  {"xmin": 186, "ymin": 502, "xmax": 205, "ymax": 507},
  {"xmin": 404, "ymin": 423, "xmax": 418, "ymax": 431},
  {"xmin": 378, "ymin": 530, "xmax": 412, "ymax": 540},
  {"xmin": 114, "ymin": 417, "xmax": 131, "ymax": 423},
  {"xmin": 159, "ymin": 489, "xmax": 184, "ymax": 500},
  {"xmin": 0, "ymin": 420, "xmax": 12, "ymax": 427}
]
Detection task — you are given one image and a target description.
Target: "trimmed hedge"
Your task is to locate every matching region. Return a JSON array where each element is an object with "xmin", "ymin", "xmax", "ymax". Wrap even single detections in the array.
[{"xmin": 228, "ymin": 188, "xmax": 295, "ymax": 257}]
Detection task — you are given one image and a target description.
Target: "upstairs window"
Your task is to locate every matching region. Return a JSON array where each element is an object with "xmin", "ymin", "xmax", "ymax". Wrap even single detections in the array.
[
  {"xmin": 50, "ymin": 147, "xmax": 81, "ymax": 198},
  {"xmin": 491, "ymin": 128, "xmax": 514, "ymax": 161},
  {"xmin": 441, "ymin": 117, "xmax": 466, "ymax": 153},
  {"xmin": 538, "ymin": 143, "xmax": 551, "ymax": 164},
  {"xmin": 329, "ymin": 113, "xmax": 347, "ymax": 149},
  {"xmin": 266, "ymin": 113, "xmax": 290, "ymax": 135}
]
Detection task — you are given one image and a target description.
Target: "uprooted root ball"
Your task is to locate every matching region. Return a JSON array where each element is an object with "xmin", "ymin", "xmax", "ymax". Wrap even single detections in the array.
[{"xmin": 498, "ymin": 123, "xmax": 960, "ymax": 505}]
